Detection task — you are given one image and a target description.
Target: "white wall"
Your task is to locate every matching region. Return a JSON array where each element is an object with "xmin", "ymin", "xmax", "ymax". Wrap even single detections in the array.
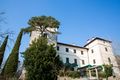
[
  {"xmin": 57, "ymin": 44, "xmax": 88, "ymax": 67},
  {"xmin": 29, "ymin": 28, "xmax": 57, "ymax": 46},
  {"xmin": 85, "ymin": 40, "xmax": 104, "ymax": 65},
  {"xmin": 30, "ymin": 31, "xmax": 40, "ymax": 44},
  {"xmin": 85, "ymin": 39, "xmax": 120, "ymax": 76}
]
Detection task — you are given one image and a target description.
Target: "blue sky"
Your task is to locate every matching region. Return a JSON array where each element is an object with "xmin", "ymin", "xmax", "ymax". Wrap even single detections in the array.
[{"xmin": 0, "ymin": 0, "xmax": 120, "ymax": 61}]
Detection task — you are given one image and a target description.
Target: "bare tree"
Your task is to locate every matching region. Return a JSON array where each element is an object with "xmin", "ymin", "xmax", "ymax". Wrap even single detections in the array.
[
  {"xmin": 0, "ymin": 12, "xmax": 6, "ymax": 23},
  {"xmin": 112, "ymin": 41, "xmax": 120, "ymax": 55},
  {"xmin": 0, "ymin": 12, "xmax": 14, "ymax": 45}
]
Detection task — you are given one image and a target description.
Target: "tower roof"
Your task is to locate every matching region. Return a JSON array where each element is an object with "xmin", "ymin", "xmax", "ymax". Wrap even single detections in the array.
[{"xmin": 84, "ymin": 37, "xmax": 112, "ymax": 47}]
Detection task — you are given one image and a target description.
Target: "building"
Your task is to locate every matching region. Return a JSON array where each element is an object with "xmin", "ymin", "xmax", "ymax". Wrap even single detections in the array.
[
  {"xmin": 30, "ymin": 29, "xmax": 120, "ymax": 77},
  {"xmin": 57, "ymin": 37, "xmax": 120, "ymax": 76},
  {"xmin": 57, "ymin": 42, "xmax": 88, "ymax": 68}
]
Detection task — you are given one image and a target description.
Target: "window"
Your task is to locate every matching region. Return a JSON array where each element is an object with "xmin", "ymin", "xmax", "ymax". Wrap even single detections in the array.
[
  {"xmin": 74, "ymin": 59, "xmax": 77, "ymax": 64},
  {"xmin": 82, "ymin": 60, "xmax": 85, "ymax": 65},
  {"xmin": 73, "ymin": 49, "xmax": 76, "ymax": 53},
  {"xmin": 93, "ymin": 59, "xmax": 96, "ymax": 64},
  {"xmin": 57, "ymin": 46, "xmax": 59, "ymax": 51},
  {"xmin": 81, "ymin": 51, "xmax": 84, "ymax": 55},
  {"xmin": 91, "ymin": 49, "xmax": 94, "ymax": 53},
  {"xmin": 108, "ymin": 57, "xmax": 111, "ymax": 64},
  {"xmin": 66, "ymin": 58, "xmax": 69, "ymax": 63},
  {"xmin": 105, "ymin": 47, "xmax": 108, "ymax": 52},
  {"xmin": 66, "ymin": 48, "xmax": 69, "ymax": 52}
]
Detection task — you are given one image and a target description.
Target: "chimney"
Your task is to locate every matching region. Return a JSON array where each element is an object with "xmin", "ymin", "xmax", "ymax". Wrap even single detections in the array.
[{"xmin": 87, "ymin": 37, "xmax": 95, "ymax": 43}]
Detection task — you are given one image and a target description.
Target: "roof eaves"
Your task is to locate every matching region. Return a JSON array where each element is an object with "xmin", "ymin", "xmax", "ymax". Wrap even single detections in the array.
[
  {"xmin": 57, "ymin": 42, "xmax": 88, "ymax": 50},
  {"xmin": 84, "ymin": 37, "xmax": 112, "ymax": 47}
]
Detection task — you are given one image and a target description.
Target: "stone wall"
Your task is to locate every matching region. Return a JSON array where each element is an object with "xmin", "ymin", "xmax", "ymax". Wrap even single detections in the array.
[{"xmin": 57, "ymin": 77, "xmax": 83, "ymax": 80}]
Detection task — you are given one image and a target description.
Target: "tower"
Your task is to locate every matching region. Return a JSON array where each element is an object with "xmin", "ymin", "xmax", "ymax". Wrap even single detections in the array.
[
  {"xmin": 29, "ymin": 27, "xmax": 58, "ymax": 46},
  {"xmin": 84, "ymin": 37, "xmax": 120, "ymax": 76}
]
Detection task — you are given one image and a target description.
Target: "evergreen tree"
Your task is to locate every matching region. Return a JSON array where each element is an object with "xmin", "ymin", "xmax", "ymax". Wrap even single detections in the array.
[
  {"xmin": 0, "ymin": 35, "xmax": 8, "ymax": 67},
  {"xmin": 24, "ymin": 37, "xmax": 62, "ymax": 80},
  {"xmin": 104, "ymin": 64, "xmax": 113, "ymax": 80},
  {"xmin": 2, "ymin": 30, "xmax": 23, "ymax": 78},
  {"xmin": 23, "ymin": 16, "xmax": 60, "ymax": 36}
]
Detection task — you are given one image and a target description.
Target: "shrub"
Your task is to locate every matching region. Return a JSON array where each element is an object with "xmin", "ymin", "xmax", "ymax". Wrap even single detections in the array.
[
  {"xmin": 98, "ymin": 71, "xmax": 106, "ymax": 78},
  {"xmin": 59, "ymin": 70, "xmax": 64, "ymax": 77},
  {"xmin": 66, "ymin": 71, "xmax": 80, "ymax": 78}
]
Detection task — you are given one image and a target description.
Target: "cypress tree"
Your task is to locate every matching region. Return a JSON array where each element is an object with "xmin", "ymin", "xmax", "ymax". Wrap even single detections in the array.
[
  {"xmin": 3, "ymin": 30, "xmax": 23, "ymax": 78},
  {"xmin": 0, "ymin": 35, "xmax": 8, "ymax": 67},
  {"xmin": 24, "ymin": 37, "xmax": 62, "ymax": 80}
]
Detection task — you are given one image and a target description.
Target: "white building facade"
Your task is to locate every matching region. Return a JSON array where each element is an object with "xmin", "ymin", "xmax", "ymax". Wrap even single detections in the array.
[
  {"xmin": 57, "ymin": 38, "xmax": 120, "ymax": 76},
  {"xmin": 30, "ymin": 29, "xmax": 120, "ymax": 76},
  {"xmin": 57, "ymin": 42, "xmax": 89, "ymax": 68}
]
